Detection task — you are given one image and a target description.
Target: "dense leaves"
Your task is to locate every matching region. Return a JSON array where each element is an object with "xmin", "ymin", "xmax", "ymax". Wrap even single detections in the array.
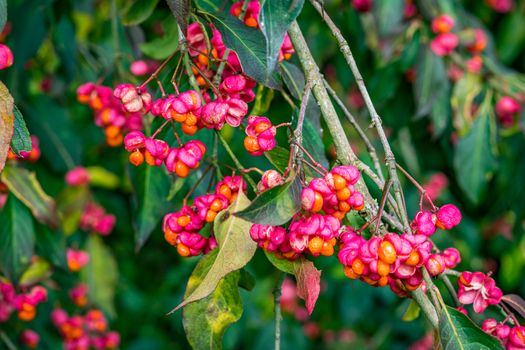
[
  {"xmin": 10, "ymin": 106, "xmax": 32, "ymax": 156},
  {"xmin": 0, "ymin": 81, "xmax": 14, "ymax": 172}
]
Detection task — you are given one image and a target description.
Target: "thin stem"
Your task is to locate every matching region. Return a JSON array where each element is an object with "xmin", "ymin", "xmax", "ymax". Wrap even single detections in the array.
[
  {"xmin": 213, "ymin": 48, "xmax": 231, "ymax": 85},
  {"xmin": 374, "ymin": 178, "xmax": 392, "ymax": 235},
  {"xmin": 288, "ymin": 21, "xmax": 379, "ymax": 222},
  {"xmin": 183, "ymin": 52, "xmax": 204, "ymax": 100},
  {"xmin": 439, "ymin": 274, "xmax": 460, "ymax": 306},
  {"xmin": 217, "ymin": 131, "xmax": 257, "ymax": 191},
  {"xmin": 497, "ymin": 304, "xmax": 517, "ymax": 326},
  {"xmin": 0, "ymin": 331, "xmax": 17, "ymax": 350},
  {"xmin": 111, "ymin": 0, "xmax": 123, "ymax": 79},
  {"xmin": 324, "ymin": 79, "xmax": 385, "ymax": 183},
  {"xmin": 310, "ymin": 0, "xmax": 411, "ymax": 231},
  {"xmin": 422, "ymin": 269, "xmax": 441, "ymax": 311},
  {"xmin": 273, "ymin": 274, "xmax": 285, "ymax": 350},
  {"xmin": 183, "ymin": 164, "xmax": 214, "ymax": 205},
  {"xmin": 140, "ymin": 49, "xmax": 179, "ymax": 89},
  {"xmin": 190, "ymin": 60, "xmax": 221, "ymax": 96},
  {"xmin": 396, "ymin": 164, "xmax": 437, "ymax": 211},
  {"xmin": 241, "ymin": 167, "xmax": 264, "ymax": 175},
  {"xmin": 151, "ymin": 120, "xmax": 170, "ymax": 139},
  {"xmin": 292, "ymin": 83, "xmax": 312, "ymax": 178},
  {"xmin": 169, "ymin": 120, "xmax": 183, "ymax": 146}
]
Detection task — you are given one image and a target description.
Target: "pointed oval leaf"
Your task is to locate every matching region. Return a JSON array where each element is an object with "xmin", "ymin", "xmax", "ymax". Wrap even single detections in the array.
[
  {"xmin": 56, "ymin": 186, "xmax": 89, "ymax": 235},
  {"xmin": 122, "ymin": 0, "xmax": 160, "ymax": 26},
  {"xmin": 81, "ymin": 235, "xmax": 118, "ymax": 317},
  {"xmin": 0, "ymin": 81, "xmax": 14, "ymax": 173},
  {"xmin": 10, "ymin": 106, "xmax": 32, "ymax": 156},
  {"xmin": 169, "ymin": 191, "xmax": 256, "ymax": 313},
  {"xmin": 438, "ymin": 305, "xmax": 504, "ymax": 349},
  {"xmin": 0, "ymin": 195, "xmax": 35, "ymax": 282},
  {"xmin": 166, "ymin": 0, "xmax": 190, "ymax": 34},
  {"xmin": 453, "ymin": 95, "xmax": 497, "ymax": 205},
  {"xmin": 139, "ymin": 16, "xmax": 179, "ymax": 60},
  {"xmin": 35, "ymin": 224, "xmax": 67, "ymax": 269},
  {"xmin": 86, "ymin": 166, "xmax": 120, "ymax": 189},
  {"xmin": 130, "ymin": 164, "xmax": 171, "ymax": 250},
  {"xmin": 0, "ymin": 0, "xmax": 6, "ymax": 32},
  {"xmin": 19, "ymin": 257, "xmax": 52, "ymax": 287},
  {"xmin": 265, "ymin": 252, "xmax": 320, "ymax": 315},
  {"xmin": 206, "ymin": 11, "xmax": 280, "ymax": 89},
  {"xmin": 259, "ymin": 0, "xmax": 304, "ymax": 74},
  {"xmin": 234, "ymin": 175, "xmax": 301, "ymax": 226},
  {"xmin": 402, "ymin": 300, "xmax": 421, "ymax": 321},
  {"xmin": 183, "ymin": 249, "xmax": 243, "ymax": 350},
  {"xmin": 414, "ymin": 47, "xmax": 447, "ymax": 117},
  {"xmin": 1, "ymin": 165, "xmax": 59, "ymax": 228}
]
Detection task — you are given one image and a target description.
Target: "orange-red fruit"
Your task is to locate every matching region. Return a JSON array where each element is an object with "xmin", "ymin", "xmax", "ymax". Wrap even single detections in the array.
[
  {"xmin": 244, "ymin": 136, "xmax": 260, "ymax": 153},
  {"xmin": 332, "ymin": 174, "xmax": 347, "ymax": 191},
  {"xmin": 245, "ymin": 17, "xmax": 258, "ymax": 28},
  {"xmin": 177, "ymin": 244, "xmax": 190, "ymax": 257},
  {"xmin": 164, "ymin": 229, "xmax": 178, "ymax": 246},
  {"xmin": 344, "ymin": 266, "xmax": 359, "ymax": 279},
  {"xmin": 378, "ymin": 241, "xmax": 397, "ymax": 264},
  {"xmin": 177, "ymin": 215, "xmax": 190, "ymax": 227},
  {"xmin": 336, "ymin": 187, "xmax": 351, "ymax": 201},
  {"xmin": 205, "ymin": 210, "xmax": 218, "ymax": 223},
  {"xmin": 321, "ymin": 241, "xmax": 334, "ymax": 256},
  {"xmin": 218, "ymin": 185, "xmax": 232, "ymax": 200},
  {"xmin": 129, "ymin": 151, "xmax": 144, "ymax": 166},
  {"xmin": 175, "ymin": 161, "xmax": 190, "ymax": 177},
  {"xmin": 311, "ymin": 192, "xmax": 324, "ymax": 212},
  {"xmin": 377, "ymin": 260, "xmax": 390, "ymax": 276},
  {"xmin": 308, "ymin": 236, "xmax": 324, "ymax": 255},
  {"xmin": 210, "ymin": 198, "xmax": 223, "ymax": 212},
  {"xmin": 351, "ymin": 258, "xmax": 365, "ymax": 275},
  {"xmin": 405, "ymin": 251, "xmax": 420, "ymax": 266}
]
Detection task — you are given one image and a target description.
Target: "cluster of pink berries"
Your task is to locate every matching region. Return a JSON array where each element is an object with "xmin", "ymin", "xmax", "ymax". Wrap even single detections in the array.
[
  {"xmin": 485, "ymin": 0, "xmax": 514, "ymax": 13},
  {"xmin": 495, "ymin": 96, "xmax": 522, "ymax": 127},
  {"xmin": 51, "ymin": 308, "xmax": 120, "ymax": 350},
  {"xmin": 244, "ymin": 116, "xmax": 277, "ymax": 156},
  {"xmin": 301, "ymin": 165, "xmax": 364, "ymax": 220},
  {"xmin": 430, "ymin": 14, "xmax": 487, "ymax": 70},
  {"xmin": 483, "ymin": 319, "xmax": 525, "ymax": 349},
  {"xmin": 162, "ymin": 175, "xmax": 246, "ymax": 256},
  {"xmin": 0, "ymin": 281, "xmax": 47, "ymax": 322},
  {"xmin": 124, "ymin": 131, "xmax": 206, "ymax": 177},
  {"xmin": 79, "ymin": 202, "xmax": 116, "ymax": 236},
  {"xmin": 70, "ymin": 284, "xmax": 89, "ymax": 308},
  {"xmin": 67, "ymin": 248, "xmax": 90, "ymax": 272},
  {"xmin": 458, "ymin": 271, "xmax": 502, "ymax": 313},
  {"xmin": 77, "ymin": 83, "xmax": 143, "ymax": 146},
  {"xmin": 411, "ymin": 203, "xmax": 462, "ymax": 236},
  {"xmin": 250, "ymin": 166, "xmax": 365, "ymax": 260},
  {"xmin": 7, "ymin": 135, "xmax": 41, "ymax": 162}
]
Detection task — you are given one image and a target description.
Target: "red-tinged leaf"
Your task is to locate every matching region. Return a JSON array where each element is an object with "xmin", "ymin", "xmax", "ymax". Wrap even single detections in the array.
[
  {"xmin": 502, "ymin": 294, "xmax": 525, "ymax": 319},
  {"xmin": 265, "ymin": 252, "xmax": 321, "ymax": 315},
  {"xmin": 0, "ymin": 81, "xmax": 14, "ymax": 173}
]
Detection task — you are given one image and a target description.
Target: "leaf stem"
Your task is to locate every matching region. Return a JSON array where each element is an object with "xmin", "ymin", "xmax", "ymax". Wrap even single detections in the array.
[
  {"xmin": 0, "ymin": 331, "xmax": 17, "ymax": 350},
  {"xmin": 412, "ymin": 288, "xmax": 439, "ymax": 329}
]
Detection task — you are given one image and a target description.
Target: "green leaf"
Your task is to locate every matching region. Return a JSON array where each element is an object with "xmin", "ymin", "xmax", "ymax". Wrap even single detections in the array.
[
  {"xmin": 260, "ymin": 0, "xmax": 304, "ymax": 74},
  {"xmin": 183, "ymin": 250, "xmax": 243, "ymax": 350},
  {"xmin": 86, "ymin": 166, "xmax": 120, "ymax": 189},
  {"xmin": 414, "ymin": 46, "xmax": 447, "ymax": 117},
  {"xmin": 0, "ymin": 0, "xmax": 6, "ymax": 32},
  {"xmin": 502, "ymin": 294, "xmax": 525, "ymax": 319},
  {"xmin": 139, "ymin": 16, "xmax": 179, "ymax": 60},
  {"xmin": 451, "ymin": 73, "xmax": 482, "ymax": 134},
  {"xmin": 250, "ymin": 84, "xmax": 275, "ymax": 116},
  {"xmin": 81, "ymin": 235, "xmax": 118, "ymax": 317},
  {"xmin": 25, "ymin": 96, "xmax": 81, "ymax": 172},
  {"xmin": 130, "ymin": 164, "xmax": 171, "ymax": 250},
  {"xmin": 402, "ymin": 300, "xmax": 421, "ymax": 321},
  {"xmin": 430, "ymin": 81, "xmax": 451, "ymax": 137},
  {"xmin": 280, "ymin": 61, "xmax": 304, "ymax": 100},
  {"xmin": 206, "ymin": 11, "xmax": 280, "ymax": 89},
  {"xmin": 496, "ymin": 10, "xmax": 525, "ymax": 64},
  {"xmin": 453, "ymin": 95, "xmax": 497, "ymax": 205},
  {"xmin": 166, "ymin": 0, "xmax": 190, "ymax": 34},
  {"xmin": 265, "ymin": 252, "xmax": 320, "ymax": 314},
  {"xmin": 265, "ymin": 146, "xmax": 290, "ymax": 173},
  {"xmin": 0, "ymin": 195, "xmax": 35, "ymax": 282},
  {"xmin": 122, "ymin": 0, "xmax": 160, "ymax": 26},
  {"xmin": 35, "ymin": 225, "xmax": 67, "ymax": 269},
  {"xmin": 170, "ymin": 191, "xmax": 256, "ymax": 312},
  {"xmin": 438, "ymin": 305, "xmax": 504, "ymax": 349},
  {"xmin": 56, "ymin": 186, "xmax": 89, "ymax": 235},
  {"xmin": 10, "ymin": 106, "xmax": 32, "ymax": 156},
  {"xmin": 234, "ymin": 175, "xmax": 301, "ymax": 226},
  {"xmin": 0, "ymin": 81, "xmax": 14, "ymax": 173},
  {"xmin": 373, "ymin": 0, "xmax": 404, "ymax": 38},
  {"xmin": 19, "ymin": 257, "xmax": 52, "ymax": 287},
  {"xmin": 1, "ymin": 165, "xmax": 59, "ymax": 228},
  {"xmin": 194, "ymin": 0, "xmax": 219, "ymax": 12}
]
